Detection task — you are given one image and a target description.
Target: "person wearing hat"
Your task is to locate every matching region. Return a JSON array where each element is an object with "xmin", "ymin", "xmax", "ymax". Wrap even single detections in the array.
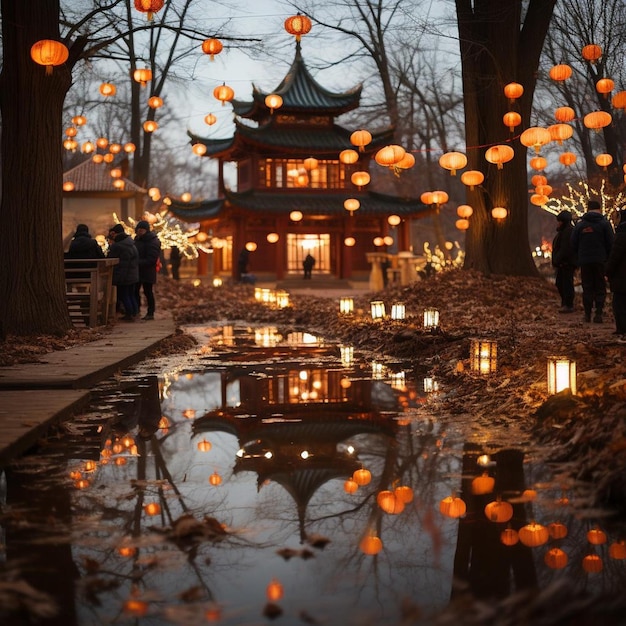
[
  {"xmin": 571, "ymin": 200, "xmax": 614, "ymax": 323},
  {"xmin": 605, "ymin": 208, "xmax": 626, "ymax": 340},
  {"xmin": 134, "ymin": 219, "xmax": 161, "ymax": 321},
  {"xmin": 66, "ymin": 223, "xmax": 105, "ymax": 260},
  {"xmin": 107, "ymin": 223, "xmax": 139, "ymax": 321},
  {"xmin": 551, "ymin": 210, "xmax": 577, "ymax": 313}
]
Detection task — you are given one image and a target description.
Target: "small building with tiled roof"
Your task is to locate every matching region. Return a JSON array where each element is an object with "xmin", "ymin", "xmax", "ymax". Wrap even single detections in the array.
[
  {"xmin": 62, "ymin": 157, "xmax": 147, "ymax": 248},
  {"xmin": 172, "ymin": 41, "xmax": 431, "ymax": 282}
]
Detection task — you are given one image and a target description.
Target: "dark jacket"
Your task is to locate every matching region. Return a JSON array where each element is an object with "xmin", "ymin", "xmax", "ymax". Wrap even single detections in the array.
[
  {"xmin": 108, "ymin": 234, "xmax": 139, "ymax": 286},
  {"xmin": 605, "ymin": 222, "xmax": 626, "ymax": 293},
  {"xmin": 552, "ymin": 221, "xmax": 576, "ymax": 268},
  {"xmin": 134, "ymin": 230, "xmax": 161, "ymax": 283},
  {"xmin": 66, "ymin": 232, "xmax": 105, "ymax": 260},
  {"xmin": 571, "ymin": 211, "xmax": 613, "ymax": 265}
]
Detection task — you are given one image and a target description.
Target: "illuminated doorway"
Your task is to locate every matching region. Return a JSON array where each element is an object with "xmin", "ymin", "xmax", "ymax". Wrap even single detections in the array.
[{"xmin": 286, "ymin": 233, "xmax": 330, "ymax": 275}]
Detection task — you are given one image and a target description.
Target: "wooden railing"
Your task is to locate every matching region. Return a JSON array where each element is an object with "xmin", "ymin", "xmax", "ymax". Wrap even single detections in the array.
[{"xmin": 64, "ymin": 258, "xmax": 119, "ymax": 327}]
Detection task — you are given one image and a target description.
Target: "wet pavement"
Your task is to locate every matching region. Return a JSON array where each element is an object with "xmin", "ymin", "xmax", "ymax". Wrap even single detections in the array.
[{"xmin": 0, "ymin": 323, "xmax": 625, "ymax": 625}]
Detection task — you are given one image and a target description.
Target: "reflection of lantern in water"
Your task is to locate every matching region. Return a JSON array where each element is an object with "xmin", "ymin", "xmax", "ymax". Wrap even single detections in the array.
[
  {"xmin": 84, "ymin": 460, "xmax": 97, "ymax": 472},
  {"xmin": 587, "ymin": 528, "xmax": 607, "ymax": 545},
  {"xmin": 471, "ymin": 472, "xmax": 495, "ymax": 495},
  {"xmin": 439, "ymin": 495, "xmax": 466, "ymax": 518},
  {"xmin": 353, "ymin": 468, "xmax": 371, "ymax": 486},
  {"xmin": 582, "ymin": 554, "xmax": 603, "ymax": 573},
  {"xmin": 548, "ymin": 522, "xmax": 568, "ymax": 539},
  {"xmin": 123, "ymin": 599, "xmax": 149, "ymax": 616},
  {"xmin": 359, "ymin": 533, "xmax": 383, "ymax": 555},
  {"xmin": 344, "ymin": 479, "xmax": 358, "ymax": 494},
  {"xmin": 519, "ymin": 522, "xmax": 549, "ymax": 547},
  {"xmin": 470, "ymin": 339, "xmax": 497, "ymax": 374},
  {"xmin": 500, "ymin": 527, "xmax": 519, "ymax": 546},
  {"xmin": 197, "ymin": 439, "xmax": 212, "ymax": 452},
  {"xmin": 394, "ymin": 485, "xmax": 414, "ymax": 503},
  {"xmin": 340, "ymin": 345, "xmax": 353, "ymax": 367},
  {"xmin": 266, "ymin": 579, "xmax": 284, "ymax": 602},
  {"xmin": 209, "ymin": 472, "xmax": 222, "ymax": 486},
  {"xmin": 377, "ymin": 490, "xmax": 405, "ymax": 514},
  {"xmin": 118, "ymin": 545, "xmax": 137, "ymax": 558},
  {"xmin": 484, "ymin": 499, "xmax": 513, "ymax": 523},
  {"xmin": 74, "ymin": 479, "xmax": 90, "ymax": 489},
  {"xmin": 144, "ymin": 502, "xmax": 161, "ymax": 516},
  {"xmin": 609, "ymin": 540, "xmax": 626, "ymax": 560},
  {"xmin": 545, "ymin": 547, "xmax": 568, "ymax": 569}
]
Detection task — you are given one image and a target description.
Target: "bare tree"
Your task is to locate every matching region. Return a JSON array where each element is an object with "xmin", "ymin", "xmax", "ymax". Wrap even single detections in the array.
[{"xmin": 456, "ymin": 0, "xmax": 557, "ymax": 275}]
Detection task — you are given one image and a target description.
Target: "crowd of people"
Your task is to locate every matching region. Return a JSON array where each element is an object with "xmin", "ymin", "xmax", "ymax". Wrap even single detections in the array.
[
  {"xmin": 66, "ymin": 220, "xmax": 162, "ymax": 322},
  {"xmin": 552, "ymin": 199, "xmax": 626, "ymax": 340}
]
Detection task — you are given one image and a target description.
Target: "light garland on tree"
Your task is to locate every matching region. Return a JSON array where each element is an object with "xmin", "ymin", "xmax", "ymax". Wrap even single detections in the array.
[
  {"xmin": 422, "ymin": 241, "xmax": 465, "ymax": 273},
  {"xmin": 541, "ymin": 179, "xmax": 625, "ymax": 228}
]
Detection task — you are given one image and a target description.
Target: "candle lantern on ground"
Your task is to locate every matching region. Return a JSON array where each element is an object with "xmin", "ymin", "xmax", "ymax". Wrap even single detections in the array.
[
  {"xmin": 470, "ymin": 339, "xmax": 497, "ymax": 375},
  {"xmin": 391, "ymin": 302, "xmax": 406, "ymax": 320},
  {"xmin": 423, "ymin": 308, "xmax": 439, "ymax": 331},
  {"xmin": 339, "ymin": 297, "xmax": 354, "ymax": 315},
  {"xmin": 547, "ymin": 356, "xmax": 576, "ymax": 395},
  {"xmin": 370, "ymin": 300, "xmax": 385, "ymax": 320}
]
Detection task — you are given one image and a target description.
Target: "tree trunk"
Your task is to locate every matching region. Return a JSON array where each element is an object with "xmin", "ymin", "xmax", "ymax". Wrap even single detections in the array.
[
  {"xmin": 456, "ymin": 0, "xmax": 556, "ymax": 276},
  {"xmin": 0, "ymin": 0, "xmax": 73, "ymax": 336}
]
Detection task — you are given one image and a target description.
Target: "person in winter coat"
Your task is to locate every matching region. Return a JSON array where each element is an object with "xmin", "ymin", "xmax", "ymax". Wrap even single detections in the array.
[
  {"xmin": 571, "ymin": 200, "xmax": 614, "ymax": 323},
  {"xmin": 65, "ymin": 223, "xmax": 106, "ymax": 280},
  {"xmin": 551, "ymin": 210, "xmax": 577, "ymax": 313},
  {"xmin": 134, "ymin": 220, "xmax": 161, "ymax": 320},
  {"xmin": 107, "ymin": 223, "xmax": 139, "ymax": 321},
  {"xmin": 605, "ymin": 208, "xmax": 626, "ymax": 339}
]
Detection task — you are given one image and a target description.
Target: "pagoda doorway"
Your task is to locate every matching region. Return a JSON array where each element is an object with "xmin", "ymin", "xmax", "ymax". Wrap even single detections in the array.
[{"xmin": 286, "ymin": 233, "xmax": 330, "ymax": 276}]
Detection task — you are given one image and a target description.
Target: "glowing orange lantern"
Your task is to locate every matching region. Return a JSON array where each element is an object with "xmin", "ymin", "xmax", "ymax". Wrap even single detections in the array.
[
  {"xmin": 303, "ymin": 157, "xmax": 319, "ymax": 171},
  {"xmin": 340, "ymin": 149, "xmax": 359, "ymax": 164},
  {"xmin": 554, "ymin": 106, "xmax": 575, "ymax": 122},
  {"xmin": 596, "ymin": 78, "xmax": 614, "ymax": 97},
  {"xmin": 612, "ymin": 91, "xmax": 626, "ymax": 110},
  {"xmin": 485, "ymin": 144, "xmax": 514, "ymax": 169},
  {"xmin": 96, "ymin": 137, "xmax": 109, "ymax": 149},
  {"xmin": 265, "ymin": 94, "xmax": 283, "ymax": 113},
  {"xmin": 439, "ymin": 151, "xmax": 467, "ymax": 175},
  {"xmin": 133, "ymin": 68, "xmax": 152, "ymax": 87},
  {"xmin": 431, "ymin": 190, "xmax": 449, "ymax": 205},
  {"xmin": 377, "ymin": 490, "xmax": 405, "ymax": 515},
  {"xmin": 559, "ymin": 152, "xmax": 577, "ymax": 167},
  {"xmin": 109, "ymin": 143, "xmax": 122, "ymax": 154},
  {"xmin": 549, "ymin": 64, "xmax": 572, "ymax": 81},
  {"xmin": 148, "ymin": 95, "xmax": 163, "ymax": 109},
  {"xmin": 143, "ymin": 120, "xmax": 158, "ymax": 133},
  {"xmin": 351, "ymin": 171, "xmax": 370, "ymax": 189},
  {"xmin": 455, "ymin": 219, "xmax": 469, "ymax": 231},
  {"xmin": 609, "ymin": 540, "xmax": 626, "ymax": 560},
  {"xmin": 350, "ymin": 130, "xmax": 372, "ymax": 152},
  {"xmin": 503, "ymin": 82, "xmax": 523, "ymax": 102},
  {"xmin": 72, "ymin": 115, "xmax": 87, "ymax": 126},
  {"xmin": 204, "ymin": 113, "xmax": 217, "ymax": 126},
  {"xmin": 530, "ymin": 194, "xmax": 549, "ymax": 206},
  {"xmin": 582, "ymin": 44, "xmax": 602, "ymax": 63},
  {"xmin": 532, "ymin": 174, "xmax": 547, "ymax": 186},
  {"xmin": 584, "ymin": 110, "xmax": 612, "ymax": 131},
  {"xmin": 491, "ymin": 206, "xmax": 508, "ymax": 220},
  {"xmin": 193, "ymin": 143, "xmax": 207, "ymax": 156},
  {"xmin": 344, "ymin": 198, "xmax": 360, "ymax": 214},
  {"xmin": 545, "ymin": 547, "xmax": 568, "ymax": 569},
  {"xmin": 376, "ymin": 145, "xmax": 406, "ymax": 168},
  {"xmin": 394, "ymin": 485, "xmax": 414, "ymax": 503},
  {"xmin": 63, "ymin": 181, "xmax": 75, "ymax": 192},
  {"xmin": 529, "ymin": 156, "xmax": 548, "ymax": 171},
  {"xmin": 396, "ymin": 152, "xmax": 415, "ymax": 170},
  {"xmin": 548, "ymin": 522, "xmax": 568, "ymax": 539},
  {"xmin": 197, "ymin": 439, "xmax": 212, "ymax": 452},
  {"xmin": 134, "ymin": 0, "xmax": 164, "ymax": 20},
  {"xmin": 457, "ymin": 204, "xmax": 473, "ymax": 219},
  {"xmin": 535, "ymin": 184, "xmax": 553, "ymax": 196},
  {"xmin": 213, "ymin": 83, "xmax": 234, "ymax": 106},
  {"xmin": 595, "ymin": 153, "xmax": 613, "ymax": 169},
  {"xmin": 201, "ymin": 38, "xmax": 223, "ymax": 61},
  {"xmin": 461, "ymin": 170, "xmax": 484, "ymax": 189},
  {"xmin": 99, "ymin": 82, "xmax": 116, "ymax": 97},
  {"xmin": 144, "ymin": 502, "xmax": 161, "ymax": 516},
  {"xmin": 124, "ymin": 142, "xmax": 136, "ymax": 153},
  {"xmin": 65, "ymin": 126, "xmax": 77, "ymax": 137},
  {"xmin": 503, "ymin": 111, "xmax": 521, "ymax": 132},
  {"xmin": 548, "ymin": 123, "xmax": 573, "ymax": 144},
  {"xmin": 30, "ymin": 39, "xmax": 69, "ymax": 75},
  {"xmin": 471, "ymin": 472, "xmax": 495, "ymax": 495},
  {"xmin": 284, "ymin": 13, "xmax": 312, "ymax": 41},
  {"xmin": 123, "ymin": 599, "xmax": 149, "ymax": 616},
  {"xmin": 520, "ymin": 126, "xmax": 551, "ymax": 153}
]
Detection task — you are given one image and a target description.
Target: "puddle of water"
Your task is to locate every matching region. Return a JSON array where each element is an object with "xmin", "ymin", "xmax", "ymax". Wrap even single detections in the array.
[{"xmin": 1, "ymin": 324, "xmax": 625, "ymax": 625}]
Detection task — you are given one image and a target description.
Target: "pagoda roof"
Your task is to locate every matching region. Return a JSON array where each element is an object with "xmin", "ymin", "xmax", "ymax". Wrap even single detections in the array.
[
  {"xmin": 167, "ymin": 189, "xmax": 431, "ymax": 222},
  {"xmin": 187, "ymin": 123, "xmax": 394, "ymax": 160},
  {"xmin": 231, "ymin": 41, "xmax": 361, "ymax": 119},
  {"xmin": 63, "ymin": 157, "xmax": 146, "ymax": 193}
]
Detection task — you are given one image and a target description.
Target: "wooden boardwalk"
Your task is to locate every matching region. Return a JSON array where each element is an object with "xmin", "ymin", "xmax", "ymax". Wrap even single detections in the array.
[{"xmin": 0, "ymin": 318, "xmax": 176, "ymax": 467}]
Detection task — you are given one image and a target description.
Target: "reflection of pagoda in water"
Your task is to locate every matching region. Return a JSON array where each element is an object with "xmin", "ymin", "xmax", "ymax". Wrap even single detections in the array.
[{"xmin": 193, "ymin": 366, "xmax": 399, "ymax": 541}]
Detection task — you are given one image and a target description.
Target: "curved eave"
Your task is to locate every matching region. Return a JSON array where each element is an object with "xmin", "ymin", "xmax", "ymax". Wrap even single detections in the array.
[
  {"xmin": 187, "ymin": 130, "xmax": 235, "ymax": 158},
  {"xmin": 167, "ymin": 198, "xmax": 225, "ymax": 221},
  {"xmin": 224, "ymin": 189, "xmax": 433, "ymax": 218}
]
